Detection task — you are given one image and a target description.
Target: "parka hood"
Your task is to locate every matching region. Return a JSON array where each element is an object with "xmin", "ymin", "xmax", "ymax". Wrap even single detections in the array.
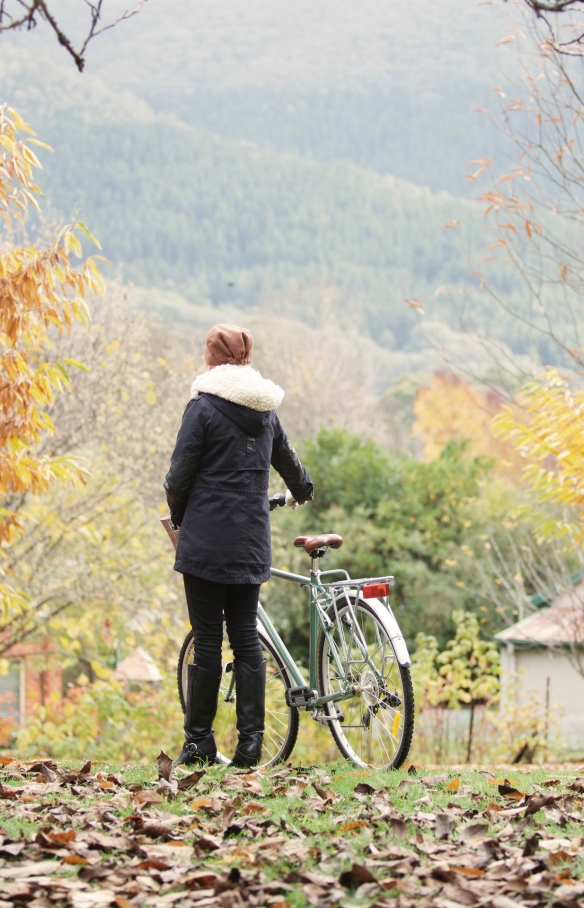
[
  {"xmin": 202, "ymin": 393, "xmax": 271, "ymax": 437},
  {"xmin": 191, "ymin": 364, "xmax": 284, "ymax": 412}
]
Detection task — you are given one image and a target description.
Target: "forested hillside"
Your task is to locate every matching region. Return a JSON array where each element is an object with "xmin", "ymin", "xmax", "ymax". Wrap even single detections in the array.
[
  {"xmin": 1, "ymin": 0, "xmax": 546, "ymax": 373},
  {"xmin": 1, "ymin": 43, "xmax": 529, "ymax": 363},
  {"xmin": 6, "ymin": 0, "xmax": 510, "ymax": 195}
]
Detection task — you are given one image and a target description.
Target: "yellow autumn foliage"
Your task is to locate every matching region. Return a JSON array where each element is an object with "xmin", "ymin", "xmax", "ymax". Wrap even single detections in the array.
[
  {"xmin": 493, "ymin": 366, "xmax": 584, "ymax": 544},
  {"xmin": 412, "ymin": 371, "xmax": 524, "ymax": 479}
]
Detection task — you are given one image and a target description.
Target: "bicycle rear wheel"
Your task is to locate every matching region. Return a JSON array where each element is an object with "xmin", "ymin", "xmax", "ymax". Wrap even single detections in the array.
[
  {"xmin": 317, "ymin": 596, "xmax": 414, "ymax": 769},
  {"xmin": 177, "ymin": 625, "xmax": 298, "ymax": 767}
]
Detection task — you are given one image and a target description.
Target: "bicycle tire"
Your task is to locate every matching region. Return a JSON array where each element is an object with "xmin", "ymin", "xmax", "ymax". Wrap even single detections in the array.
[
  {"xmin": 316, "ymin": 595, "xmax": 414, "ymax": 769},
  {"xmin": 177, "ymin": 626, "xmax": 299, "ymax": 767}
]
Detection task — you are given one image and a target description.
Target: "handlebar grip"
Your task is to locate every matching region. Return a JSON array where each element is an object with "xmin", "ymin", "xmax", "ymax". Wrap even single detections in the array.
[{"xmin": 269, "ymin": 493, "xmax": 287, "ymax": 511}]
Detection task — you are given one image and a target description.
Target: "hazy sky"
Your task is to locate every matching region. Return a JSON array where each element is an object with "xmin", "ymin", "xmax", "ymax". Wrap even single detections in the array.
[{"xmin": 9, "ymin": 0, "xmax": 514, "ymax": 97}]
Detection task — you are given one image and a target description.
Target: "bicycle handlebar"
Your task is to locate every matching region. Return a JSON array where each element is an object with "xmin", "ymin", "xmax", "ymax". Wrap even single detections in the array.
[{"xmin": 268, "ymin": 493, "xmax": 287, "ymax": 511}]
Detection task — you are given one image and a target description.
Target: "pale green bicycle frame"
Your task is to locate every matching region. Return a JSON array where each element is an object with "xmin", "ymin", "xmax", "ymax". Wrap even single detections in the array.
[{"xmin": 221, "ymin": 560, "xmax": 406, "ymax": 712}]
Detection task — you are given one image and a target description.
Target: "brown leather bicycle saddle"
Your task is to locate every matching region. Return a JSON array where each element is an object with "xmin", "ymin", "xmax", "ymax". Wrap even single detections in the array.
[{"xmin": 294, "ymin": 534, "xmax": 344, "ymax": 555}]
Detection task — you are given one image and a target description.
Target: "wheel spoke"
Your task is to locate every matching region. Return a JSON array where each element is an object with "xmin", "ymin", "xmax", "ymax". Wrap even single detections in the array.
[{"xmin": 318, "ymin": 599, "xmax": 413, "ymax": 769}]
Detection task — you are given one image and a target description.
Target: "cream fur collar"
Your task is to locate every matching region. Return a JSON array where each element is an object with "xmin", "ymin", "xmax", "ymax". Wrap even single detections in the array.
[{"xmin": 191, "ymin": 364, "xmax": 284, "ymax": 412}]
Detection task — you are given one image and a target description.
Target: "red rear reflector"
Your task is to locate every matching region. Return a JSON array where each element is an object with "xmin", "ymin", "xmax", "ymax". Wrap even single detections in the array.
[{"xmin": 363, "ymin": 583, "xmax": 390, "ymax": 599}]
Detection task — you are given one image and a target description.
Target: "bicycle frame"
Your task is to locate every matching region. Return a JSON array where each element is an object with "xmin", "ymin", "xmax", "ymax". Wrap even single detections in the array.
[{"xmin": 225, "ymin": 559, "xmax": 411, "ymax": 713}]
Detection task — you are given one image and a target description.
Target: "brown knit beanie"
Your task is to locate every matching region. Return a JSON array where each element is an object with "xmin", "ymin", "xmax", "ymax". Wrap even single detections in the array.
[{"xmin": 203, "ymin": 323, "xmax": 253, "ymax": 368}]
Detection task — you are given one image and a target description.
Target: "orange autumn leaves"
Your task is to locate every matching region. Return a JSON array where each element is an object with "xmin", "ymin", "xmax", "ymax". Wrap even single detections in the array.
[
  {"xmin": 0, "ymin": 106, "xmax": 103, "ymax": 546},
  {"xmin": 412, "ymin": 371, "xmax": 524, "ymax": 480}
]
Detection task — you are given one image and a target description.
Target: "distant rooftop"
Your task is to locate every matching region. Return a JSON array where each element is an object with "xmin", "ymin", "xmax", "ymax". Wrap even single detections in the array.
[
  {"xmin": 529, "ymin": 570, "xmax": 584, "ymax": 609},
  {"xmin": 497, "ymin": 596, "xmax": 584, "ymax": 648},
  {"xmin": 112, "ymin": 647, "xmax": 162, "ymax": 683}
]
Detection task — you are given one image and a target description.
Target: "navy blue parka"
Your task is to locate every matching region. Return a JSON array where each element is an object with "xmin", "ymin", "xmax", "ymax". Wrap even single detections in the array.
[{"xmin": 164, "ymin": 388, "xmax": 313, "ymax": 584}]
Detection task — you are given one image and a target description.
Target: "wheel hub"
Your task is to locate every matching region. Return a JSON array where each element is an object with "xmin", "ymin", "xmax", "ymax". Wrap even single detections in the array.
[{"xmin": 359, "ymin": 669, "xmax": 380, "ymax": 708}]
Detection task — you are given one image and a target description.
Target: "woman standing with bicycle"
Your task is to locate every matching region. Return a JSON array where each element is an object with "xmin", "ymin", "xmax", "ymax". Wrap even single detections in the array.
[{"xmin": 164, "ymin": 324, "xmax": 313, "ymax": 768}]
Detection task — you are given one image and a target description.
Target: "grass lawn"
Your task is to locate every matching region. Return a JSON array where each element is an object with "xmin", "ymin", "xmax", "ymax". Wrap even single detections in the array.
[{"xmin": 0, "ymin": 758, "xmax": 583, "ymax": 907}]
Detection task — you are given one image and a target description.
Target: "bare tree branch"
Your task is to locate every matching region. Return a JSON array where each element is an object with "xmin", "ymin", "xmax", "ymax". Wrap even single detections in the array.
[
  {"xmin": 0, "ymin": 0, "xmax": 147, "ymax": 71},
  {"xmin": 513, "ymin": 0, "xmax": 584, "ymax": 55}
]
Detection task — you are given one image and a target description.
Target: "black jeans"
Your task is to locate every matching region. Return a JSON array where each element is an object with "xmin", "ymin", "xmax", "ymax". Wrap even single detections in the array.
[{"xmin": 183, "ymin": 573, "xmax": 263, "ymax": 676}]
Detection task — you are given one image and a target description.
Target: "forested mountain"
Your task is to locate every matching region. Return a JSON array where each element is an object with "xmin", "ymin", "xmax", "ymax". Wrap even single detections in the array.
[
  {"xmin": 6, "ymin": 0, "xmax": 512, "ymax": 195},
  {"xmin": 87, "ymin": 0, "xmax": 508, "ymax": 196},
  {"xmin": 1, "ymin": 42, "xmax": 527, "ymax": 363},
  {"xmin": 0, "ymin": 1, "xmax": 535, "ymax": 370}
]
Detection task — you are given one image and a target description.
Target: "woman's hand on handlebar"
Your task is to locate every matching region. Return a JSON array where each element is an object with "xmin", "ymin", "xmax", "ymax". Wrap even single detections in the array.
[
  {"xmin": 285, "ymin": 489, "xmax": 314, "ymax": 508},
  {"xmin": 268, "ymin": 491, "xmax": 313, "ymax": 511}
]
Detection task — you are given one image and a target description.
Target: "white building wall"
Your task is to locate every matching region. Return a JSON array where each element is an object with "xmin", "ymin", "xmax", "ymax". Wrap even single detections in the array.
[{"xmin": 500, "ymin": 645, "xmax": 584, "ymax": 751}]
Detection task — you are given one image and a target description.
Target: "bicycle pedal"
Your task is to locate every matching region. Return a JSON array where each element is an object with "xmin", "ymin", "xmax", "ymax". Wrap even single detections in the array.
[
  {"xmin": 285, "ymin": 686, "xmax": 316, "ymax": 708},
  {"xmin": 312, "ymin": 709, "xmax": 330, "ymax": 726},
  {"xmin": 311, "ymin": 706, "xmax": 344, "ymax": 725}
]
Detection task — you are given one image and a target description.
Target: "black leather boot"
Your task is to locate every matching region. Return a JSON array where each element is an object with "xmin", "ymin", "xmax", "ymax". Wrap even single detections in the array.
[
  {"xmin": 231, "ymin": 660, "xmax": 266, "ymax": 768},
  {"xmin": 175, "ymin": 664, "xmax": 220, "ymax": 766}
]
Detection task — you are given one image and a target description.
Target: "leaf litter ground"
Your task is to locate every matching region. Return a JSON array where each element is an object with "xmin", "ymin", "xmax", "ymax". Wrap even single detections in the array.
[{"xmin": 0, "ymin": 755, "xmax": 583, "ymax": 908}]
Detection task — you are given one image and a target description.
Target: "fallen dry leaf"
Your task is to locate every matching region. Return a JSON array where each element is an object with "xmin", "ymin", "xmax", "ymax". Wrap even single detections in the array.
[
  {"xmin": 498, "ymin": 783, "xmax": 529, "ymax": 801},
  {"xmin": 420, "ymin": 773, "xmax": 448, "ymax": 787},
  {"xmin": 49, "ymin": 830, "xmax": 76, "ymax": 844},
  {"xmin": 353, "ymin": 782, "xmax": 377, "ymax": 796},
  {"xmin": 338, "ymin": 820, "xmax": 369, "ymax": 833},
  {"xmin": 389, "ymin": 817, "xmax": 408, "ymax": 839},
  {"xmin": 190, "ymin": 797, "xmax": 217, "ymax": 811},
  {"xmin": 458, "ymin": 822, "xmax": 490, "ymax": 843},
  {"xmin": 132, "ymin": 789, "xmax": 163, "ymax": 805},
  {"xmin": 435, "ymin": 812, "xmax": 457, "ymax": 840},
  {"xmin": 157, "ymin": 750, "xmax": 174, "ymax": 783},
  {"xmin": 339, "ymin": 863, "xmax": 378, "ymax": 888},
  {"xmin": 178, "ymin": 769, "xmax": 206, "ymax": 791},
  {"xmin": 115, "ymin": 897, "xmax": 135, "ymax": 908},
  {"xmin": 524, "ymin": 795, "xmax": 555, "ymax": 817},
  {"xmin": 453, "ymin": 867, "xmax": 486, "ymax": 878}
]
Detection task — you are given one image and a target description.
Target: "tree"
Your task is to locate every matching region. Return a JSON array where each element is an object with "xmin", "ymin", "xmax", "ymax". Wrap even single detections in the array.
[
  {"xmin": 1, "ymin": 289, "xmax": 194, "ymax": 667},
  {"xmin": 411, "ymin": 610, "xmax": 501, "ymax": 763},
  {"xmin": 0, "ymin": 2, "xmax": 147, "ymax": 71},
  {"xmin": 515, "ymin": 1, "xmax": 584, "ymax": 55},
  {"xmin": 266, "ymin": 428, "xmax": 508, "ymax": 654},
  {"xmin": 436, "ymin": 610, "xmax": 501, "ymax": 762},
  {"xmin": 412, "ymin": 370, "xmax": 524, "ymax": 479},
  {"xmin": 248, "ymin": 316, "xmax": 388, "ymax": 444},
  {"xmin": 493, "ymin": 367, "xmax": 584, "ymax": 545},
  {"xmin": 0, "ymin": 105, "xmax": 103, "ymax": 649},
  {"xmin": 444, "ymin": 2, "xmax": 584, "ymax": 376}
]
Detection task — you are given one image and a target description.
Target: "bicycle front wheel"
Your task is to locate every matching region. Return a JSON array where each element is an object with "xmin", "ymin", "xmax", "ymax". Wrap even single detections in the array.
[
  {"xmin": 177, "ymin": 625, "xmax": 298, "ymax": 767},
  {"xmin": 317, "ymin": 596, "xmax": 414, "ymax": 769}
]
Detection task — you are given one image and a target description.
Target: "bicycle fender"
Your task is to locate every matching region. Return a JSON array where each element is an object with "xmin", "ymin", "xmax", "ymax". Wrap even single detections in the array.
[{"xmin": 357, "ymin": 596, "xmax": 412, "ymax": 668}]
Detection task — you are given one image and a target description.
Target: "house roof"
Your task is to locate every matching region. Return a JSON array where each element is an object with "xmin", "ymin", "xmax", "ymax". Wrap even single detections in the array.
[
  {"xmin": 529, "ymin": 569, "xmax": 584, "ymax": 608},
  {"xmin": 112, "ymin": 647, "xmax": 162, "ymax": 683},
  {"xmin": 496, "ymin": 603, "xmax": 584, "ymax": 647}
]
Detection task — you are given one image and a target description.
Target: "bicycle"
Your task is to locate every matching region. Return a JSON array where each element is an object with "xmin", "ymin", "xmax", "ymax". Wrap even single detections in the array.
[{"xmin": 162, "ymin": 494, "xmax": 414, "ymax": 770}]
